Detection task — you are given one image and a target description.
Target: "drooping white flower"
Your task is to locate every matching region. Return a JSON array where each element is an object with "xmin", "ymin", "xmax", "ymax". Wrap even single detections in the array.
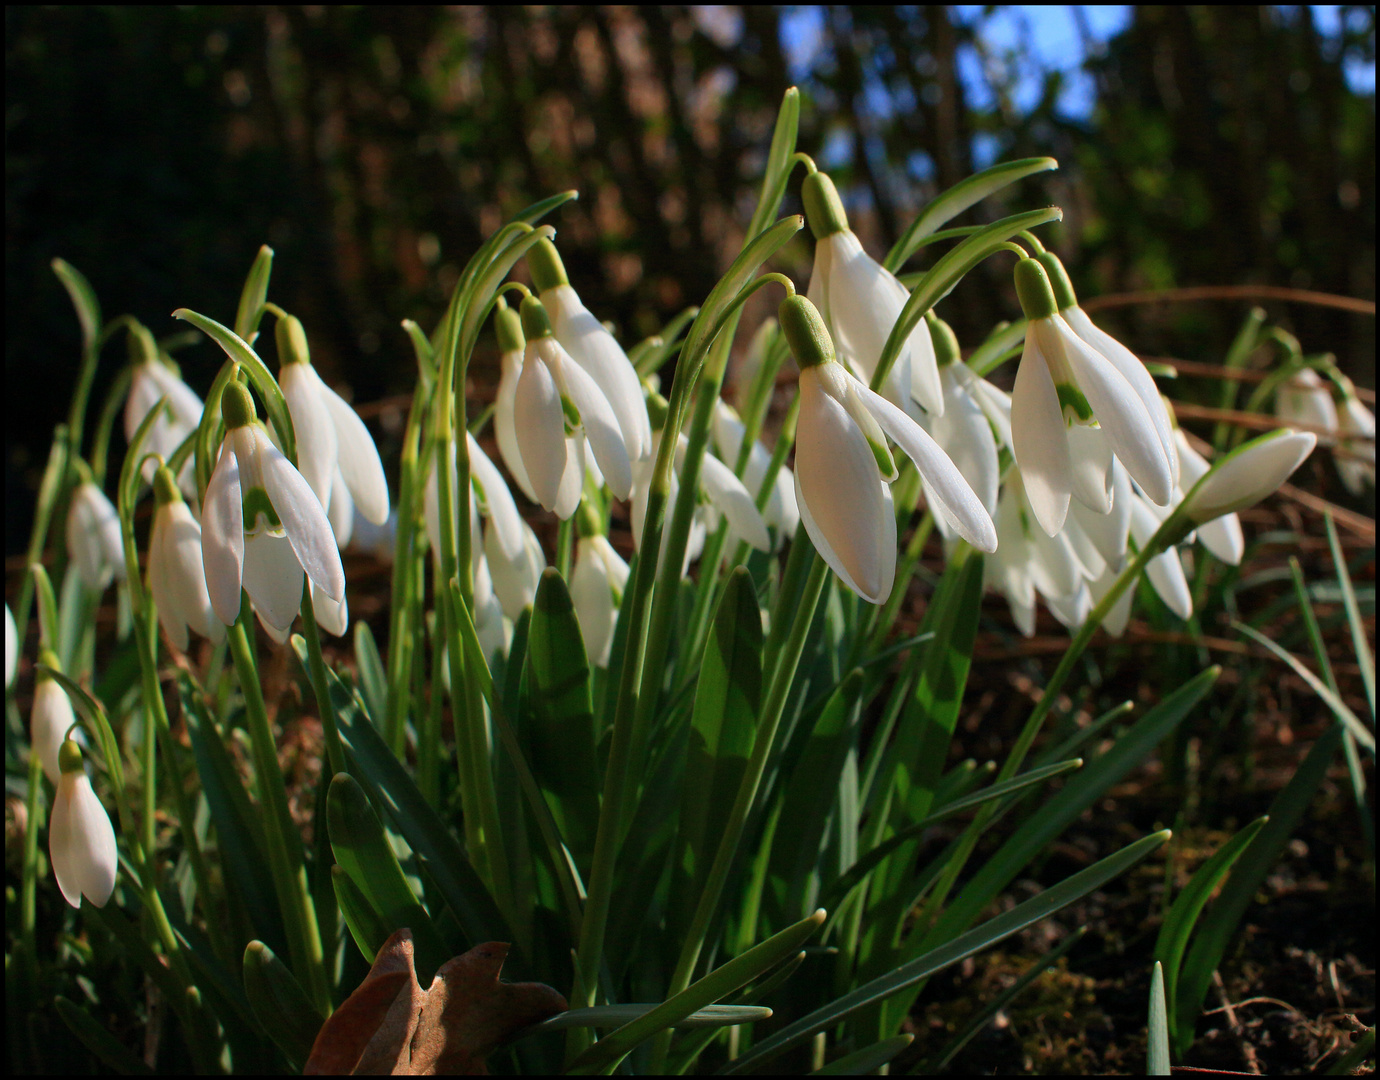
[
  {"xmin": 486, "ymin": 518, "xmax": 546, "ymax": 620},
  {"xmin": 423, "ymin": 435, "xmax": 522, "ymax": 584},
  {"xmin": 124, "ymin": 333, "xmax": 204, "ymax": 489},
  {"xmin": 148, "ymin": 466, "xmax": 224, "ymax": 651},
  {"xmin": 1009, "ymin": 257, "xmax": 1175, "ymax": 536},
  {"xmin": 1275, "ymin": 368, "xmax": 1339, "ymax": 435},
  {"xmin": 1332, "ymin": 376, "xmax": 1376, "ymax": 495},
  {"xmin": 5, "ymin": 603, "xmax": 17, "ymax": 688},
  {"xmin": 529, "ymin": 239, "xmax": 653, "ymax": 464},
  {"xmin": 919, "ymin": 316, "xmax": 1001, "ymax": 537},
  {"xmin": 276, "ymin": 314, "xmax": 390, "ymax": 532},
  {"xmin": 802, "ymin": 170, "xmax": 939, "ymax": 416},
  {"xmin": 784, "ymin": 295, "xmax": 996, "ymax": 605},
  {"xmin": 492, "ymin": 300, "xmax": 540, "ymax": 504},
  {"xmin": 512, "ymin": 295, "xmax": 633, "ymax": 515},
  {"xmin": 1038, "ymin": 252, "xmax": 1180, "ymax": 491},
  {"xmin": 710, "ymin": 400, "xmax": 798, "ymax": 544},
  {"xmin": 1128, "ymin": 490, "xmax": 1193, "ymax": 620},
  {"xmin": 49, "ymin": 738, "xmax": 118, "ymax": 909},
  {"xmin": 66, "ymin": 480, "xmax": 126, "ymax": 591},
  {"xmin": 31, "ymin": 651, "xmax": 76, "ymax": 785},
  {"xmin": 1181, "ymin": 429, "xmax": 1317, "ymax": 524},
  {"xmin": 201, "ymin": 380, "xmax": 346, "ymax": 641},
  {"xmin": 569, "ymin": 534, "xmax": 630, "ymax": 668}
]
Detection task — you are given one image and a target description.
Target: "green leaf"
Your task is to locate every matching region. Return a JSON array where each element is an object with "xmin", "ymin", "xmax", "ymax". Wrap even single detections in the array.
[
  {"xmin": 1154, "ymin": 816, "xmax": 1267, "ymax": 1057},
  {"xmin": 528, "ymin": 1004, "xmax": 772, "ymax": 1034},
  {"xmin": 884, "ymin": 157, "xmax": 1059, "ymax": 271},
  {"xmin": 332, "ymin": 865, "xmax": 392, "ymax": 964},
  {"xmin": 672, "ymin": 567, "xmax": 762, "ymax": 933},
  {"xmin": 1326, "ymin": 512, "xmax": 1375, "ymax": 720},
  {"xmin": 179, "ymin": 677, "xmax": 287, "ymax": 958},
  {"xmin": 233, "ymin": 245, "xmax": 274, "ymax": 343},
  {"xmin": 746, "ymin": 85, "xmax": 801, "ymax": 240},
  {"xmin": 1173, "ymin": 725, "xmax": 1343, "ymax": 1058},
  {"xmin": 51, "ymin": 258, "xmax": 102, "ymax": 350},
  {"xmin": 1234, "ymin": 622, "xmax": 1373, "ymax": 752},
  {"xmin": 55, "ymin": 995, "xmax": 153, "ymax": 1074},
  {"xmin": 1149, "ymin": 961, "xmax": 1171, "ymax": 1075},
  {"xmin": 567, "ymin": 910, "xmax": 826, "ymax": 1074},
  {"xmin": 327, "ymin": 772, "xmax": 450, "ymax": 980},
  {"xmin": 769, "ymin": 668, "xmax": 864, "ymax": 914},
  {"xmin": 523, "ymin": 568, "xmax": 600, "ymax": 865},
  {"xmin": 813, "ymin": 1034, "xmax": 913, "ymax": 1075},
  {"xmin": 514, "ymin": 188, "xmax": 579, "ymax": 226},
  {"xmin": 724, "ymin": 831, "xmax": 1170, "ymax": 1073},
  {"xmin": 967, "ymin": 318, "xmax": 1028, "ymax": 377},
  {"xmin": 353, "ymin": 621, "xmax": 387, "ymax": 728},
  {"xmin": 241, "ymin": 940, "xmax": 324, "ymax": 1071},
  {"xmin": 874, "ymin": 206, "xmax": 1062, "ymax": 393}
]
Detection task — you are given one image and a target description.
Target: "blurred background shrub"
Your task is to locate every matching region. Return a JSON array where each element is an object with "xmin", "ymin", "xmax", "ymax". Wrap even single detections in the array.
[{"xmin": 7, "ymin": 5, "xmax": 1375, "ymax": 553}]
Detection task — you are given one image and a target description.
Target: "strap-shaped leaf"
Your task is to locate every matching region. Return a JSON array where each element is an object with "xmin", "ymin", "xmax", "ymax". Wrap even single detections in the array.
[
  {"xmin": 813, "ymin": 1034, "xmax": 913, "ymax": 1075},
  {"xmin": 523, "ymin": 569, "xmax": 600, "ymax": 865},
  {"xmin": 242, "ymin": 940, "xmax": 325, "ymax": 1070},
  {"xmin": 55, "ymin": 995, "xmax": 154, "ymax": 1075},
  {"xmin": 884, "ymin": 156, "xmax": 1058, "ymax": 271},
  {"xmin": 332, "ymin": 865, "xmax": 392, "ymax": 964},
  {"xmin": 51, "ymin": 258, "xmax": 102, "ymax": 351},
  {"xmin": 528, "ymin": 1004, "xmax": 771, "ymax": 1034},
  {"xmin": 724, "ymin": 831, "xmax": 1170, "ymax": 1073},
  {"xmin": 353, "ymin": 622, "xmax": 388, "ymax": 729},
  {"xmin": 1148, "ymin": 961, "xmax": 1171, "ymax": 1075},
  {"xmin": 233, "ymin": 245, "xmax": 274, "ymax": 343}
]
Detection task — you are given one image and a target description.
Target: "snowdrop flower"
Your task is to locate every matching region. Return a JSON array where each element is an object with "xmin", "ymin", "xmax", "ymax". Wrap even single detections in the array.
[
  {"xmin": 920, "ymin": 316, "xmax": 1001, "ymax": 535},
  {"xmin": 802, "ymin": 169, "xmax": 939, "ymax": 416},
  {"xmin": 49, "ymin": 739, "xmax": 117, "ymax": 909},
  {"xmin": 1037, "ymin": 252, "xmax": 1179, "ymax": 490},
  {"xmin": 528, "ymin": 239, "xmax": 653, "ymax": 464},
  {"xmin": 1010, "ymin": 257, "xmax": 1175, "ymax": 537},
  {"xmin": 66, "ymin": 480, "xmax": 126, "ymax": 591},
  {"xmin": 5, "ymin": 604, "xmax": 15, "ymax": 688},
  {"xmin": 492, "ymin": 299, "xmax": 540, "ymax": 504},
  {"xmin": 1172, "ymin": 429, "xmax": 1244, "ymax": 565},
  {"xmin": 1275, "ymin": 368, "xmax": 1338, "ymax": 435},
  {"xmin": 148, "ymin": 466, "xmax": 224, "ymax": 650},
  {"xmin": 783, "ymin": 294, "xmax": 996, "ymax": 605},
  {"xmin": 423, "ymin": 435, "xmax": 524, "ymax": 577},
  {"xmin": 276, "ymin": 314, "xmax": 390, "ymax": 535},
  {"xmin": 1181, "ymin": 429, "xmax": 1317, "ymax": 524},
  {"xmin": 1332, "ymin": 375, "xmax": 1375, "ymax": 495},
  {"xmin": 710, "ymin": 399, "xmax": 799, "ymax": 543},
  {"xmin": 201, "ymin": 380, "xmax": 346, "ymax": 641},
  {"xmin": 569, "ymin": 532, "xmax": 630, "ymax": 668},
  {"xmin": 124, "ymin": 331, "xmax": 204, "ymax": 487},
  {"xmin": 31, "ymin": 649, "xmax": 76, "ymax": 784},
  {"xmin": 486, "ymin": 519, "xmax": 546, "ymax": 619},
  {"xmin": 732, "ymin": 316, "xmax": 779, "ymax": 414},
  {"xmin": 512, "ymin": 295, "xmax": 633, "ymax": 515}
]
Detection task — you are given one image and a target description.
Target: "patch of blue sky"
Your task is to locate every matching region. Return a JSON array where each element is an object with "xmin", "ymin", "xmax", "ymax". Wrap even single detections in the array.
[{"xmin": 1311, "ymin": 5, "xmax": 1377, "ymax": 93}]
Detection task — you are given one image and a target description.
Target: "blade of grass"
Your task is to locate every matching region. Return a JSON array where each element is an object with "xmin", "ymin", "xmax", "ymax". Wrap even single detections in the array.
[
  {"xmin": 1149, "ymin": 961, "xmax": 1171, "ymax": 1075},
  {"xmin": 1326, "ymin": 512, "xmax": 1375, "ymax": 720}
]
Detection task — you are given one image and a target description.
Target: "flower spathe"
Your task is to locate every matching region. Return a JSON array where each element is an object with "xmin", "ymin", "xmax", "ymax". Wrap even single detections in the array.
[
  {"xmin": 513, "ymin": 295, "xmax": 633, "ymax": 514},
  {"xmin": 802, "ymin": 170, "xmax": 939, "ymax": 416},
  {"xmin": 201, "ymin": 380, "xmax": 346, "ymax": 639},
  {"xmin": 66, "ymin": 480, "xmax": 126, "ymax": 592},
  {"xmin": 1009, "ymin": 257, "xmax": 1175, "ymax": 537},
  {"xmin": 148, "ymin": 467, "xmax": 224, "ymax": 650},
  {"xmin": 50, "ymin": 738, "xmax": 117, "ymax": 909},
  {"xmin": 783, "ymin": 295, "xmax": 996, "ymax": 606},
  {"xmin": 1181, "ymin": 428, "xmax": 1317, "ymax": 524}
]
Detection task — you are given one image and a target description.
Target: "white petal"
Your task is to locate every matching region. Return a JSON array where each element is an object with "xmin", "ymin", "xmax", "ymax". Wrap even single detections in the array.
[
  {"xmin": 1275, "ymin": 369, "xmax": 1339, "ymax": 432},
  {"xmin": 1184, "ymin": 430, "xmax": 1317, "ymax": 522},
  {"xmin": 549, "ymin": 341, "xmax": 633, "ymax": 500},
  {"xmin": 5, "ymin": 604, "xmax": 16, "ymax": 689},
  {"xmin": 1011, "ymin": 327, "xmax": 1073, "ymax": 536},
  {"xmin": 32, "ymin": 678, "xmax": 75, "ymax": 785},
  {"xmin": 468, "ymin": 434, "xmax": 524, "ymax": 562},
  {"xmin": 310, "ymin": 580, "xmax": 349, "ymax": 637},
  {"xmin": 1065, "ymin": 424, "xmax": 1115, "ymax": 514},
  {"xmin": 486, "ymin": 520, "xmax": 545, "ymax": 619},
  {"xmin": 857, "ymin": 384, "xmax": 997, "ymax": 552},
  {"xmin": 495, "ymin": 350, "xmax": 538, "ymax": 502},
  {"xmin": 1052, "ymin": 314, "xmax": 1174, "ymax": 506},
  {"xmin": 242, "ymin": 532, "xmax": 305, "ymax": 634},
  {"xmin": 1028, "ymin": 517, "xmax": 1088, "ymax": 600},
  {"xmin": 806, "ymin": 237, "xmax": 834, "ymax": 326},
  {"xmin": 570, "ymin": 538, "xmax": 618, "ymax": 668},
  {"xmin": 514, "ymin": 343, "xmax": 570, "ymax": 513},
  {"xmin": 1047, "ymin": 584, "xmax": 1092, "ymax": 631},
  {"xmin": 699, "ymin": 451, "xmax": 771, "ymax": 552},
  {"xmin": 202, "ymin": 442, "xmax": 245, "ymax": 626},
  {"xmin": 1070, "ymin": 458, "xmax": 1131, "ymax": 566},
  {"xmin": 279, "ymin": 362, "xmax": 338, "ymax": 512},
  {"xmin": 313, "ymin": 367, "xmax": 390, "ymax": 524},
  {"xmin": 555, "ymin": 437, "xmax": 586, "ymax": 520},
  {"xmin": 1088, "ymin": 563, "xmax": 1134, "ymax": 637},
  {"xmin": 51, "ymin": 771, "xmax": 117, "ymax": 908},
  {"xmin": 327, "ymin": 469, "xmax": 355, "ymax": 549},
  {"xmin": 1198, "ymin": 514, "xmax": 1245, "ymax": 565},
  {"xmin": 794, "ymin": 371, "xmax": 894, "ymax": 604},
  {"xmin": 1063, "ymin": 305, "xmax": 1179, "ymax": 487},
  {"xmin": 929, "ymin": 367, "xmax": 1000, "ymax": 518},
  {"xmin": 66, "ymin": 483, "xmax": 124, "ymax": 590},
  {"xmin": 1060, "ymin": 512, "xmax": 1107, "ymax": 582},
  {"xmin": 143, "ymin": 360, "xmax": 205, "ymax": 431},
  {"xmin": 1130, "ymin": 495, "xmax": 1193, "ymax": 619},
  {"xmin": 256, "ymin": 428, "xmax": 346, "ymax": 602},
  {"xmin": 904, "ymin": 308, "xmax": 944, "ymax": 417},
  {"xmin": 548, "ymin": 284, "xmax": 652, "ymax": 461}
]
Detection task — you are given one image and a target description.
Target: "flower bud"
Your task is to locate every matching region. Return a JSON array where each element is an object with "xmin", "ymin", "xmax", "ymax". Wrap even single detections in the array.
[
  {"xmin": 50, "ymin": 739, "xmax": 118, "ymax": 909},
  {"xmin": 1182, "ymin": 429, "xmax": 1316, "ymax": 523}
]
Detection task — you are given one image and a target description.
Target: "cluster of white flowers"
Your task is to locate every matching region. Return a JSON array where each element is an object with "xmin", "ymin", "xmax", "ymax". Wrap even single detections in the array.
[{"xmin": 1275, "ymin": 367, "xmax": 1375, "ymax": 495}]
